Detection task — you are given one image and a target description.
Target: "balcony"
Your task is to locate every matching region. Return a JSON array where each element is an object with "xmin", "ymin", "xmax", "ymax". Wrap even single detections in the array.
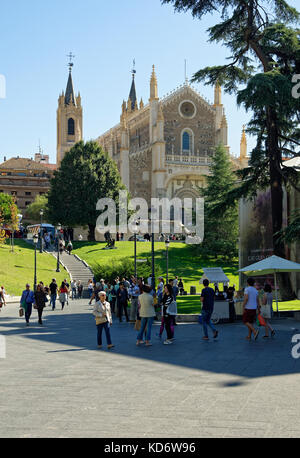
[{"xmin": 166, "ymin": 154, "xmax": 211, "ymax": 166}]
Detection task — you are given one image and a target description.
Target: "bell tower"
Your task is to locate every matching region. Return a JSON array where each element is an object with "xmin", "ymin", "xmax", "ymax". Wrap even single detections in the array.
[{"xmin": 57, "ymin": 53, "xmax": 83, "ymax": 166}]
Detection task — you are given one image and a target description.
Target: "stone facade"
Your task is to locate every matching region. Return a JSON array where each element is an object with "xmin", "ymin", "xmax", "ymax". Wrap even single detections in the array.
[{"xmin": 97, "ymin": 66, "xmax": 243, "ymax": 206}]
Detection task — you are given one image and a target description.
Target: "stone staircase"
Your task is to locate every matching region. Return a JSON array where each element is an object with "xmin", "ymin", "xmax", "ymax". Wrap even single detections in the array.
[{"xmin": 53, "ymin": 252, "xmax": 94, "ymax": 298}]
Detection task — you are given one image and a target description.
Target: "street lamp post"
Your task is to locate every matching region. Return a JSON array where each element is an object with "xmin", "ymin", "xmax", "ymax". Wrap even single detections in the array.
[
  {"xmin": 132, "ymin": 218, "xmax": 140, "ymax": 279},
  {"xmin": 33, "ymin": 234, "xmax": 39, "ymax": 291},
  {"xmin": 39, "ymin": 209, "xmax": 44, "ymax": 253},
  {"xmin": 56, "ymin": 223, "xmax": 62, "ymax": 273},
  {"xmin": 165, "ymin": 239, "xmax": 170, "ymax": 284}
]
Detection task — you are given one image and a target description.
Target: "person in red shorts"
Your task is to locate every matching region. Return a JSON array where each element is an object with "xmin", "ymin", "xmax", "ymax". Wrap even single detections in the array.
[{"xmin": 242, "ymin": 277, "xmax": 260, "ymax": 341}]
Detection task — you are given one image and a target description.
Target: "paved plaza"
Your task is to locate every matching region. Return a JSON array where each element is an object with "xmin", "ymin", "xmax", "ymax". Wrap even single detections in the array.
[{"xmin": 0, "ymin": 299, "xmax": 300, "ymax": 438}]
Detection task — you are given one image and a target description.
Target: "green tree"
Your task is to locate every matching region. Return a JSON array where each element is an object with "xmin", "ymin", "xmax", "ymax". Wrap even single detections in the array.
[
  {"xmin": 0, "ymin": 193, "xmax": 19, "ymax": 229},
  {"xmin": 200, "ymin": 144, "xmax": 238, "ymax": 260},
  {"xmin": 47, "ymin": 141, "xmax": 126, "ymax": 241},
  {"xmin": 162, "ymin": 0, "xmax": 300, "ymax": 297},
  {"xmin": 26, "ymin": 195, "xmax": 49, "ymax": 222}
]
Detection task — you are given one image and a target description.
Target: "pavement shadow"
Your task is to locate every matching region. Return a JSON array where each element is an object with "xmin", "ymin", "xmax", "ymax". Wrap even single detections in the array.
[{"xmin": 1, "ymin": 308, "xmax": 299, "ymax": 379}]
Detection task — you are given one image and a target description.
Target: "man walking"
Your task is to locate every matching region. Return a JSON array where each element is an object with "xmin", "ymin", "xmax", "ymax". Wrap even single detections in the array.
[
  {"xmin": 243, "ymin": 277, "xmax": 260, "ymax": 340},
  {"xmin": 20, "ymin": 284, "xmax": 35, "ymax": 326},
  {"xmin": 49, "ymin": 278, "xmax": 58, "ymax": 310},
  {"xmin": 71, "ymin": 279, "xmax": 77, "ymax": 300},
  {"xmin": 200, "ymin": 279, "xmax": 218, "ymax": 340}
]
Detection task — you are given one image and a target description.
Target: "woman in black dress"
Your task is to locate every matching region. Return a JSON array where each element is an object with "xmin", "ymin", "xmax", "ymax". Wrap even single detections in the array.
[{"xmin": 34, "ymin": 284, "xmax": 47, "ymax": 325}]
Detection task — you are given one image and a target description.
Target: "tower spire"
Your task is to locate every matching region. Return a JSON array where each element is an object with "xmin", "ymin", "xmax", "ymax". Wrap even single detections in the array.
[
  {"xmin": 240, "ymin": 125, "xmax": 247, "ymax": 161},
  {"xmin": 65, "ymin": 52, "xmax": 76, "ymax": 106},
  {"xmin": 128, "ymin": 59, "xmax": 137, "ymax": 111},
  {"xmin": 150, "ymin": 65, "xmax": 158, "ymax": 101}
]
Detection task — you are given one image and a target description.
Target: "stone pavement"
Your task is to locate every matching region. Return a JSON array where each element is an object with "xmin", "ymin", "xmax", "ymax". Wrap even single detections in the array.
[{"xmin": 0, "ymin": 299, "xmax": 300, "ymax": 438}]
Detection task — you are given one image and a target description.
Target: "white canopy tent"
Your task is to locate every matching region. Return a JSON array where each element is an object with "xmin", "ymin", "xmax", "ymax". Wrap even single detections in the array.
[
  {"xmin": 200, "ymin": 267, "xmax": 230, "ymax": 286},
  {"xmin": 239, "ymin": 255, "xmax": 300, "ymax": 313}
]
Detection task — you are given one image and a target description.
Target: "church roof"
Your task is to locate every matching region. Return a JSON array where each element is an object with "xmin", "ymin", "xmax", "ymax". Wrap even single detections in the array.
[
  {"xmin": 129, "ymin": 75, "xmax": 137, "ymax": 110},
  {"xmin": 65, "ymin": 71, "xmax": 76, "ymax": 106}
]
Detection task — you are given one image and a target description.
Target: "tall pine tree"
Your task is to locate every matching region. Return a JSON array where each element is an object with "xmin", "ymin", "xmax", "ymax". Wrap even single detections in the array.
[{"xmin": 200, "ymin": 144, "xmax": 238, "ymax": 260}]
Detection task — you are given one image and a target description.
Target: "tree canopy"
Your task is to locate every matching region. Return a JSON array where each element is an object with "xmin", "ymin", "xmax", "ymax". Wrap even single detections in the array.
[
  {"xmin": 47, "ymin": 141, "xmax": 126, "ymax": 240},
  {"xmin": 0, "ymin": 193, "xmax": 19, "ymax": 229},
  {"xmin": 25, "ymin": 195, "xmax": 49, "ymax": 223}
]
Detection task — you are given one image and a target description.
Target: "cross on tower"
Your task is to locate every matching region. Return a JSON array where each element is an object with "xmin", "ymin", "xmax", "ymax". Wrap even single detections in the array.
[{"xmin": 67, "ymin": 52, "xmax": 75, "ymax": 72}]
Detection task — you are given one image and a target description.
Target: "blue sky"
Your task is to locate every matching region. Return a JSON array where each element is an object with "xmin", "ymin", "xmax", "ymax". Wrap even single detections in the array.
[{"xmin": 0, "ymin": 0, "xmax": 297, "ymax": 164}]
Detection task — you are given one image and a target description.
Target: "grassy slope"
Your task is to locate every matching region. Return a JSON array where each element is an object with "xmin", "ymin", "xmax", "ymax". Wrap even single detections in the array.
[
  {"xmin": 0, "ymin": 240, "xmax": 70, "ymax": 296},
  {"xmin": 72, "ymin": 241, "xmax": 239, "ymax": 293}
]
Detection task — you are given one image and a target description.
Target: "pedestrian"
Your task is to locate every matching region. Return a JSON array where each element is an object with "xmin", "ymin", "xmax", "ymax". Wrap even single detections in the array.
[
  {"xmin": 162, "ymin": 284, "xmax": 177, "ymax": 345},
  {"xmin": 242, "ymin": 277, "xmax": 260, "ymax": 341},
  {"xmin": 20, "ymin": 284, "xmax": 34, "ymax": 325},
  {"xmin": 227, "ymin": 286, "xmax": 236, "ymax": 323},
  {"xmin": 178, "ymin": 278, "xmax": 184, "ymax": 296},
  {"xmin": 201, "ymin": 279, "xmax": 219, "ymax": 340},
  {"xmin": 71, "ymin": 279, "xmax": 77, "ymax": 300},
  {"xmin": 200, "ymin": 279, "xmax": 218, "ymax": 341},
  {"xmin": 59, "ymin": 281, "xmax": 69, "ymax": 310},
  {"xmin": 129, "ymin": 278, "xmax": 140, "ymax": 322},
  {"xmin": 93, "ymin": 291, "xmax": 114, "ymax": 349},
  {"xmin": 260, "ymin": 284, "xmax": 275, "ymax": 338},
  {"xmin": 67, "ymin": 240, "xmax": 73, "ymax": 255},
  {"xmin": 49, "ymin": 278, "xmax": 58, "ymax": 310},
  {"xmin": 136, "ymin": 285, "xmax": 156, "ymax": 346},
  {"xmin": 116, "ymin": 282, "xmax": 129, "ymax": 322},
  {"xmin": 0, "ymin": 286, "xmax": 6, "ymax": 311},
  {"xmin": 77, "ymin": 280, "xmax": 83, "ymax": 299},
  {"xmin": 88, "ymin": 279, "xmax": 94, "ymax": 299},
  {"xmin": 157, "ymin": 277, "xmax": 164, "ymax": 304},
  {"xmin": 89, "ymin": 282, "xmax": 102, "ymax": 305},
  {"xmin": 59, "ymin": 240, "xmax": 65, "ymax": 254},
  {"xmin": 64, "ymin": 278, "xmax": 70, "ymax": 305},
  {"xmin": 34, "ymin": 284, "xmax": 47, "ymax": 325}
]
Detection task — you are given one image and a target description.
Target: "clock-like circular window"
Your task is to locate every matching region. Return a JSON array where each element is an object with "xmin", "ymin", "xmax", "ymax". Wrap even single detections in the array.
[{"xmin": 179, "ymin": 100, "xmax": 196, "ymax": 119}]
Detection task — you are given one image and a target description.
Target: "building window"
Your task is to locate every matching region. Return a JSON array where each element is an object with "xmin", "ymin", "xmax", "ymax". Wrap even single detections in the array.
[
  {"xmin": 68, "ymin": 118, "xmax": 75, "ymax": 135},
  {"xmin": 11, "ymin": 191, "xmax": 17, "ymax": 196},
  {"xmin": 25, "ymin": 192, "xmax": 31, "ymax": 196},
  {"xmin": 181, "ymin": 129, "xmax": 194, "ymax": 154},
  {"xmin": 25, "ymin": 201, "xmax": 31, "ymax": 206}
]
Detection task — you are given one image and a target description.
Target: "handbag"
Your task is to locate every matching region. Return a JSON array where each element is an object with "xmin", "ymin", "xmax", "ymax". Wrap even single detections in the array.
[
  {"xmin": 19, "ymin": 307, "xmax": 24, "ymax": 317},
  {"xmin": 95, "ymin": 315, "xmax": 107, "ymax": 325},
  {"xmin": 166, "ymin": 300, "xmax": 177, "ymax": 316},
  {"xmin": 256, "ymin": 313, "xmax": 266, "ymax": 327},
  {"xmin": 134, "ymin": 319, "xmax": 141, "ymax": 331}
]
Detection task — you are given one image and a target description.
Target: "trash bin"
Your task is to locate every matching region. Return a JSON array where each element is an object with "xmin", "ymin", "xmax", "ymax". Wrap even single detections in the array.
[{"xmin": 190, "ymin": 286, "xmax": 196, "ymax": 295}]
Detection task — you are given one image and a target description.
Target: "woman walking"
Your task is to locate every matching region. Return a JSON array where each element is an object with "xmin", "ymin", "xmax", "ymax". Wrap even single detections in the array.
[
  {"xmin": 59, "ymin": 281, "xmax": 69, "ymax": 310},
  {"xmin": 136, "ymin": 285, "xmax": 156, "ymax": 347},
  {"xmin": 0, "ymin": 286, "xmax": 6, "ymax": 312},
  {"xmin": 34, "ymin": 284, "xmax": 47, "ymax": 325},
  {"xmin": 93, "ymin": 291, "xmax": 114, "ymax": 349},
  {"xmin": 162, "ymin": 284, "xmax": 176, "ymax": 345},
  {"xmin": 260, "ymin": 284, "xmax": 275, "ymax": 338}
]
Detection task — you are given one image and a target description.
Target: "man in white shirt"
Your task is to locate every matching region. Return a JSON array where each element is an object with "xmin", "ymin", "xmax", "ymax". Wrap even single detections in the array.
[{"xmin": 242, "ymin": 277, "xmax": 260, "ymax": 340}]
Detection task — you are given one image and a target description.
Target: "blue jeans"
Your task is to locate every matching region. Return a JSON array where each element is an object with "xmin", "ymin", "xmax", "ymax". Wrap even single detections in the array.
[
  {"xmin": 50, "ymin": 294, "xmax": 57, "ymax": 310},
  {"xmin": 25, "ymin": 303, "xmax": 33, "ymax": 323},
  {"xmin": 137, "ymin": 317, "xmax": 154, "ymax": 342},
  {"xmin": 97, "ymin": 322, "xmax": 112, "ymax": 346},
  {"xmin": 202, "ymin": 310, "xmax": 216, "ymax": 337}
]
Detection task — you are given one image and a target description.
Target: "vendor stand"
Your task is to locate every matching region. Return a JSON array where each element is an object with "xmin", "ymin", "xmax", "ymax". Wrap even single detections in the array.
[{"xmin": 200, "ymin": 268, "xmax": 231, "ymax": 322}]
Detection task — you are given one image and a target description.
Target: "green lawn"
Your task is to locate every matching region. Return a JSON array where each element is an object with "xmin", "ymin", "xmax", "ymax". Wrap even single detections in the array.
[
  {"xmin": 176, "ymin": 295, "xmax": 300, "ymax": 314},
  {"xmin": 72, "ymin": 241, "xmax": 239, "ymax": 294},
  {"xmin": 0, "ymin": 240, "xmax": 70, "ymax": 296}
]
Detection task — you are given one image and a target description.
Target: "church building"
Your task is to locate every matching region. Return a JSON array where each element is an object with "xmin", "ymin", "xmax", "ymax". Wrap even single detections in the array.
[{"xmin": 96, "ymin": 65, "xmax": 247, "ymax": 204}]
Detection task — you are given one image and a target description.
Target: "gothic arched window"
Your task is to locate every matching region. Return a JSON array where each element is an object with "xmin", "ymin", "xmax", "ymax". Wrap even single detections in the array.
[
  {"xmin": 68, "ymin": 118, "xmax": 75, "ymax": 135},
  {"xmin": 182, "ymin": 130, "xmax": 193, "ymax": 153}
]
